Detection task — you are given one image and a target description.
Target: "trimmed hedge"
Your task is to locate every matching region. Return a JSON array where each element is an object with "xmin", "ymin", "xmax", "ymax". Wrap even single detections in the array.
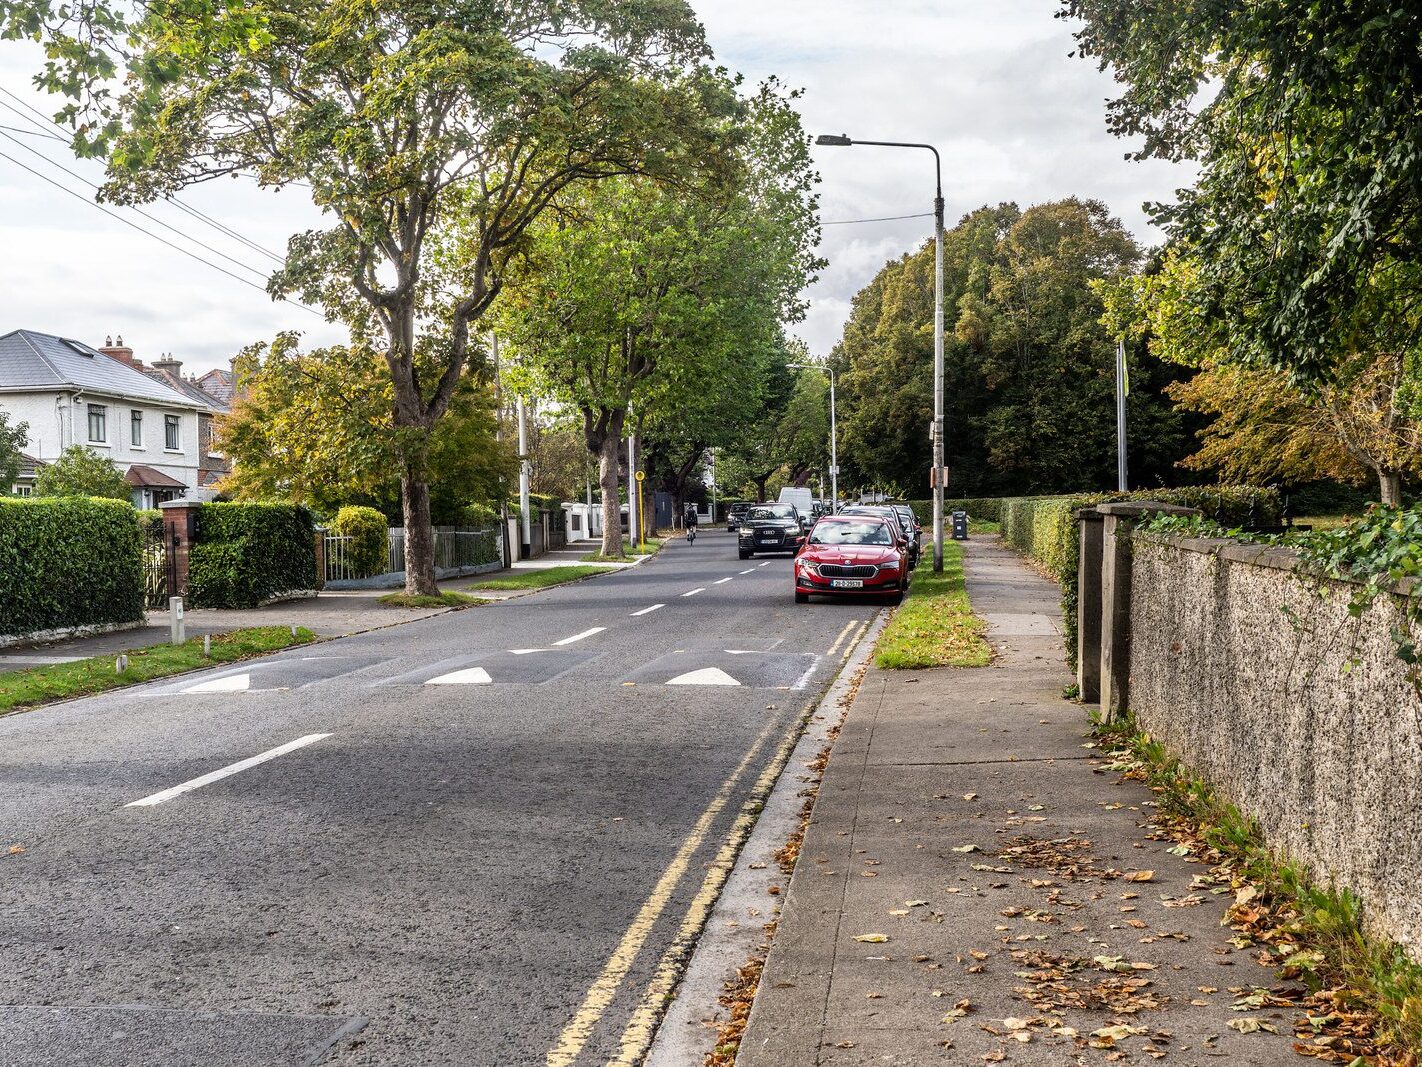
[
  {"xmin": 461, "ymin": 502, "xmax": 501, "ymax": 529},
  {"xmin": 996, "ymin": 487, "xmax": 1281, "ymax": 669},
  {"xmin": 0, "ymin": 497, "xmax": 144, "ymax": 636},
  {"xmin": 188, "ymin": 502, "xmax": 316, "ymax": 608},
  {"xmin": 908, "ymin": 498, "xmax": 1004, "ymax": 524},
  {"xmin": 330, "ymin": 505, "xmax": 388, "ymax": 579}
]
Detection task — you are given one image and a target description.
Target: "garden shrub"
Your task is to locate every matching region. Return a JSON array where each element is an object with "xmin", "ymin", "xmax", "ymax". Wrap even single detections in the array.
[
  {"xmin": 330, "ymin": 505, "xmax": 388, "ymax": 578},
  {"xmin": 188, "ymin": 502, "xmax": 316, "ymax": 608},
  {"xmin": 0, "ymin": 497, "xmax": 144, "ymax": 635},
  {"xmin": 461, "ymin": 502, "xmax": 501, "ymax": 529}
]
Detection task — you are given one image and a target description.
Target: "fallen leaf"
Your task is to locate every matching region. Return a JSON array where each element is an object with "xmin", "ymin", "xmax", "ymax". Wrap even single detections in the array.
[
  {"xmin": 854, "ymin": 934, "xmax": 889, "ymax": 943},
  {"xmin": 1124, "ymin": 870, "xmax": 1155, "ymax": 883},
  {"xmin": 952, "ymin": 844, "xmax": 980, "ymax": 853}
]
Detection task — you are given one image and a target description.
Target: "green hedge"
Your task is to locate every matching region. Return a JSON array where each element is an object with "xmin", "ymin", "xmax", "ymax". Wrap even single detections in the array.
[
  {"xmin": 908, "ymin": 498, "xmax": 1004, "ymax": 524},
  {"xmin": 188, "ymin": 502, "xmax": 316, "ymax": 608},
  {"xmin": 0, "ymin": 497, "xmax": 144, "ymax": 636},
  {"xmin": 461, "ymin": 502, "xmax": 501, "ymax": 529},
  {"xmin": 996, "ymin": 487, "xmax": 1281, "ymax": 669},
  {"xmin": 330, "ymin": 505, "xmax": 387, "ymax": 578}
]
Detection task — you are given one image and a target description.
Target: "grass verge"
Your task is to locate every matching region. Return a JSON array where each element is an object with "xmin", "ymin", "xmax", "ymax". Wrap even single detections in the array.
[
  {"xmin": 581, "ymin": 537, "xmax": 664, "ymax": 563},
  {"xmin": 377, "ymin": 591, "xmax": 488, "ymax": 609},
  {"xmin": 1095, "ymin": 715, "xmax": 1422, "ymax": 1062},
  {"xmin": 0, "ymin": 626, "xmax": 315, "ymax": 715},
  {"xmin": 873, "ymin": 541, "xmax": 992, "ymax": 669},
  {"xmin": 468, "ymin": 564, "xmax": 612, "ymax": 591}
]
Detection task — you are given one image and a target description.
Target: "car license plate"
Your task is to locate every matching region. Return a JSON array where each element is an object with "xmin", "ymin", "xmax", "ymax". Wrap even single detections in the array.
[{"xmin": 830, "ymin": 579, "xmax": 864, "ymax": 589}]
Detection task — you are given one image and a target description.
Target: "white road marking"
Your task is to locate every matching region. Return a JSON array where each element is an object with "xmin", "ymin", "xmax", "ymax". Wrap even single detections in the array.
[
  {"xmin": 713, "ymin": 577, "xmax": 734, "ymax": 585},
  {"xmin": 182, "ymin": 673, "xmax": 250, "ymax": 694},
  {"xmin": 554, "ymin": 627, "xmax": 606, "ymax": 646},
  {"xmin": 681, "ymin": 588, "xmax": 705, "ymax": 598},
  {"xmin": 426, "ymin": 666, "xmax": 492, "ymax": 685},
  {"xmin": 666, "ymin": 667, "xmax": 740, "ymax": 687},
  {"xmin": 738, "ymin": 569, "xmax": 755, "ymax": 575},
  {"xmin": 125, "ymin": 734, "xmax": 331, "ymax": 808},
  {"xmin": 630, "ymin": 604, "xmax": 665, "ymax": 617},
  {"xmin": 757, "ymin": 562, "xmax": 771, "ymax": 568},
  {"xmin": 790, "ymin": 655, "xmax": 822, "ymax": 691},
  {"xmin": 509, "ymin": 649, "xmax": 544, "ymax": 655}
]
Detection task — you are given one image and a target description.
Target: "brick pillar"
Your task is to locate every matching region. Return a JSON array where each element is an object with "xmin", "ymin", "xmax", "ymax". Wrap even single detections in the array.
[
  {"xmin": 1076, "ymin": 507, "xmax": 1105, "ymax": 703},
  {"xmin": 159, "ymin": 499, "xmax": 201, "ymax": 599},
  {"xmin": 1097, "ymin": 502, "xmax": 1200, "ymax": 719}
]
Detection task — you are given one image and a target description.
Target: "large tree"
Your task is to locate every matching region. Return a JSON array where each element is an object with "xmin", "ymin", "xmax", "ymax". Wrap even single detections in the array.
[
  {"xmin": 2, "ymin": 0, "xmax": 735, "ymax": 592},
  {"xmin": 215, "ymin": 335, "xmax": 515, "ymax": 521},
  {"xmin": 1062, "ymin": 1, "xmax": 1422, "ymax": 396},
  {"xmin": 496, "ymin": 85, "xmax": 820, "ymax": 555}
]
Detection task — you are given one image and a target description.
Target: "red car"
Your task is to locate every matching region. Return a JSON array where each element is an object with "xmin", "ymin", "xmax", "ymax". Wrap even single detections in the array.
[{"xmin": 793, "ymin": 515, "xmax": 910, "ymax": 604}]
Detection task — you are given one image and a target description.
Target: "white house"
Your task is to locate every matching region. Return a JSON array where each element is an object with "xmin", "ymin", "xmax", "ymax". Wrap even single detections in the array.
[{"xmin": 0, "ymin": 329, "xmax": 229, "ymax": 507}]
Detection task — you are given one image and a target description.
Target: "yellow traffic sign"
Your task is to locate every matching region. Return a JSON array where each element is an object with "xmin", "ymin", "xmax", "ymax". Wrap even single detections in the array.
[{"xmin": 635, "ymin": 470, "xmax": 645, "ymax": 482}]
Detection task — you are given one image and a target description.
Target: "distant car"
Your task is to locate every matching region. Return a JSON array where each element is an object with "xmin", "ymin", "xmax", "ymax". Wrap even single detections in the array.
[
  {"xmin": 839, "ymin": 505, "xmax": 917, "ymax": 568},
  {"xmin": 737, "ymin": 503, "xmax": 806, "ymax": 559},
  {"xmin": 794, "ymin": 515, "xmax": 909, "ymax": 604},
  {"xmin": 727, "ymin": 502, "xmax": 752, "ymax": 531}
]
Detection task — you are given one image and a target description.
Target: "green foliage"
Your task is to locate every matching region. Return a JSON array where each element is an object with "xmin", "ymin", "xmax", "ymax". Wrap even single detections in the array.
[
  {"xmin": 1064, "ymin": 1, "xmax": 1422, "ymax": 390},
  {"xmin": 0, "ymin": 411, "xmax": 28, "ymax": 491},
  {"xmin": 460, "ymin": 503, "xmax": 501, "ymax": 529},
  {"xmin": 0, "ymin": 496, "xmax": 143, "ymax": 635},
  {"xmin": 187, "ymin": 502, "xmax": 316, "ymax": 609},
  {"xmin": 0, "ymin": 627, "xmax": 315, "ymax": 714},
  {"xmin": 874, "ymin": 544, "xmax": 992, "ymax": 670},
  {"xmin": 469, "ymin": 565, "xmax": 611, "ymax": 591},
  {"xmin": 377, "ymin": 591, "xmax": 486, "ymax": 609},
  {"xmin": 330, "ymin": 505, "xmax": 387, "ymax": 579},
  {"xmin": 908, "ymin": 498, "xmax": 1004, "ymax": 524},
  {"xmin": 32, "ymin": 444, "xmax": 130, "ymax": 500},
  {"xmin": 832, "ymin": 200, "xmax": 1195, "ymax": 496},
  {"xmin": 135, "ymin": 508, "xmax": 163, "ymax": 538},
  {"xmin": 995, "ymin": 486, "xmax": 1281, "ymax": 667}
]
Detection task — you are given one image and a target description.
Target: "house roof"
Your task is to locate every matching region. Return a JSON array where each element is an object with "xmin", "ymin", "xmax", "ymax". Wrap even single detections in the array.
[
  {"xmin": 0, "ymin": 330, "xmax": 209, "ymax": 409},
  {"xmin": 143, "ymin": 366, "xmax": 231, "ymax": 413},
  {"xmin": 123, "ymin": 464, "xmax": 187, "ymax": 489},
  {"xmin": 15, "ymin": 452, "xmax": 44, "ymax": 480},
  {"xmin": 196, "ymin": 368, "xmax": 236, "ymax": 404}
]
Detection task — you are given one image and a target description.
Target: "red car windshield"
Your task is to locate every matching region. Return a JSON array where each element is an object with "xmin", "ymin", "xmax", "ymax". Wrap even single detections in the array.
[{"xmin": 809, "ymin": 521, "xmax": 892, "ymax": 546}]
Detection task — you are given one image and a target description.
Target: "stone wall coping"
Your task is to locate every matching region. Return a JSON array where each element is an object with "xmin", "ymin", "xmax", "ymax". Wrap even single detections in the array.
[
  {"xmin": 1094, "ymin": 501, "xmax": 1201, "ymax": 519},
  {"xmin": 158, "ymin": 498, "xmax": 200, "ymax": 510}
]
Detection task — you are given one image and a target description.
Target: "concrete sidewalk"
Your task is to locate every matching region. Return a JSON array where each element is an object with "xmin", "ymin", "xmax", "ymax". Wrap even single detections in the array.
[
  {"xmin": 0, "ymin": 537, "xmax": 650, "ymax": 674},
  {"xmin": 738, "ymin": 537, "xmax": 1298, "ymax": 1065}
]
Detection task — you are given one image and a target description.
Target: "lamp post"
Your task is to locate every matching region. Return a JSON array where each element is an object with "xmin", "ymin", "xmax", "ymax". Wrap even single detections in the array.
[
  {"xmin": 816, "ymin": 133, "xmax": 945, "ymax": 571},
  {"xmin": 789, "ymin": 362, "xmax": 838, "ymax": 513}
]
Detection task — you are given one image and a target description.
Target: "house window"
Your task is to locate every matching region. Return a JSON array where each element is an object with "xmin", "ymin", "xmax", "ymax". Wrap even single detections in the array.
[
  {"xmin": 164, "ymin": 414, "xmax": 180, "ymax": 451},
  {"xmin": 87, "ymin": 403, "xmax": 107, "ymax": 444},
  {"xmin": 12, "ymin": 485, "xmax": 33, "ymax": 497},
  {"xmin": 130, "ymin": 409, "xmax": 143, "ymax": 448}
]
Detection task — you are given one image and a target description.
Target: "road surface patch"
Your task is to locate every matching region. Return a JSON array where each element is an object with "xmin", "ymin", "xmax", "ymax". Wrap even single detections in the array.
[{"xmin": 125, "ymin": 733, "xmax": 331, "ymax": 807}]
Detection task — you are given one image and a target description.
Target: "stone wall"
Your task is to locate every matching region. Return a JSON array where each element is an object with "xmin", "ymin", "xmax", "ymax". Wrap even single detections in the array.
[{"xmin": 1128, "ymin": 534, "xmax": 1422, "ymax": 955}]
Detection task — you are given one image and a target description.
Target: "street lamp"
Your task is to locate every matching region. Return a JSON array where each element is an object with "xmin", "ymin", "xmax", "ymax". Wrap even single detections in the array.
[
  {"xmin": 815, "ymin": 132, "xmax": 946, "ymax": 572},
  {"xmin": 789, "ymin": 362, "xmax": 838, "ymax": 512}
]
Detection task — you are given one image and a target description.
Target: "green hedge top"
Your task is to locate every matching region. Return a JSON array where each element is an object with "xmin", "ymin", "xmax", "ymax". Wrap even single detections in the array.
[
  {"xmin": 330, "ymin": 505, "xmax": 387, "ymax": 579},
  {"xmin": 0, "ymin": 496, "xmax": 144, "ymax": 636},
  {"xmin": 188, "ymin": 501, "xmax": 316, "ymax": 609}
]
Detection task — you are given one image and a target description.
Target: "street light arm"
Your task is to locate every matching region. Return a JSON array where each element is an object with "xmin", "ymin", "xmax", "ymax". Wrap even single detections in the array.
[{"xmin": 819, "ymin": 137, "xmax": 942, "ymax": 199}]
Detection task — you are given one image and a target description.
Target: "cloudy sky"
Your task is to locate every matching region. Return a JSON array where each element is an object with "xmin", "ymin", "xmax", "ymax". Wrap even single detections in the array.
[{"xmin": 0, "ymin": 2, "xmax": 1189, "ymax": 375}]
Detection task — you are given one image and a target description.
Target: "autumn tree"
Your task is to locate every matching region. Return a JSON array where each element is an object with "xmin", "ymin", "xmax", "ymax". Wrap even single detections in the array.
[
  {"xmin": 216, "ymin": 336, "xmax": 514, "ymax": 521},
  {"xmin": 1, "ymin": 0, "xmax": 736, "ymax": 592}
]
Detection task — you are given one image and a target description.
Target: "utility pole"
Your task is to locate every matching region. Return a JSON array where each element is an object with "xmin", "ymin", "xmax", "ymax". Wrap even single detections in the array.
[
  {"xmin": 517, "ymin": 395, "xmax": 532, "ymax": 558},
  {"xmin": 1116, "ymin": 338, "xmax": 1129, "ymax": 492},
  {"xmin": 626, "ymin": 427, "xmax": 638, "ymax": 549}
]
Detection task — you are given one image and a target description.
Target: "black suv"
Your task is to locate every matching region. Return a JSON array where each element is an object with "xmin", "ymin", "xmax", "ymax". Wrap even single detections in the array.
[
  {"xmin": 737, "ymin": 503, "xmax": 806, "ymax": 559},
  {"xmin": 727, "ymin": 502, "xmax": 752, "ymax": 532}
]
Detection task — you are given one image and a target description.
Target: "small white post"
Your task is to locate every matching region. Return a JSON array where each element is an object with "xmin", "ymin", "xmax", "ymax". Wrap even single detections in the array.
[
  {"xmin": 203, "ymin": 633, "xmax": 211, "ymax": 658},
  {"xmin": 169, "ymin": 596, "xmax": 185, "ymax": 646}
]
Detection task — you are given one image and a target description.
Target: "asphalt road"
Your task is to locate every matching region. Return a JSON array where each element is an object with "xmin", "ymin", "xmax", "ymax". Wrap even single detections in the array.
[{"xmin": 0, "ymin": 529, "xmax": 880, "ymax": 1066}]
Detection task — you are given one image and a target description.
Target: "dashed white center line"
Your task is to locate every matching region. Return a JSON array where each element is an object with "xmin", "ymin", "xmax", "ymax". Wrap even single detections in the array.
[
  {"xmin": 738, "ymin": 569, "xmax": 755, "ymax": 575},
  {"xmin": 630, "ymin": 604, "xmax": 665, "ymax": 617},
  {"xmin": 757, "ymin": 562, "xmax": 771, "ymax": 568},
  {"xmin": 713, "ymin": 577, "xmax": 733, "ymax": 585},
  {"xmin": 125, "ymin": 733, "xmax": 331, "ymax": 808},
  {"xmin": 681, "ymin": 588, "xmax": 705, "ymax": 597},
  {"xmin": 554, "ymin": 627, "xmax": 606, "ymax": 646}
]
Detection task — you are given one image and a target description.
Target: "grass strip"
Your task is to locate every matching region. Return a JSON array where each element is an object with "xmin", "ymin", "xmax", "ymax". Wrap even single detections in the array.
[
  {"xmin": 873, "ymin": 541, "xmax": 992, "ymax": 669},
  {"xmin": 0, "ymin": 626, "xmax": 316, "ymax": 715},
  {"xmin": 377, "ymin": 591, "xmax": 488, "ymax": 608},
  {"xmin": 581, "ymin": 537, "xmax": 663, "ymax": 563},
  {"xmin": 468, "ymin": 564, "xmax": 613, "ymax": 591},
  {"xmin": 1095, "ymin": 715, "xmax": 1422, "ymax": 1062}
]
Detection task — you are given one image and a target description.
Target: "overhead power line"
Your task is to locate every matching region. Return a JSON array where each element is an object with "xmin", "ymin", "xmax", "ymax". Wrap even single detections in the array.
[
  {"xmin": 0, "ymin": 146, "xmax": 324, "ymax": 317},
  {"xmin": 821, "ymin": 211, "xmax": 934, "ymax": 226}
]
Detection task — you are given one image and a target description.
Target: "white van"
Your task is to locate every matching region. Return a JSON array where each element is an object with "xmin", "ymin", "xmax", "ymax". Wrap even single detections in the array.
[{"xmin": 777, "ymin": 487, "xmax": 815, "ymax": 527}]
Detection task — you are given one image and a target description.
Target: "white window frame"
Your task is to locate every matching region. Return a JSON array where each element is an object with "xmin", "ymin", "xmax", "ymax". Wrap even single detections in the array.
[
  {"xmin": 130, "ymin": 409, "xmax": 144, "ymax": 449},
  {"xmin": 12, "ymin": 484, "xmax": 33, "ymax": 497},
  {"xmin": 163, "ymin": 413, "xmax": 182, "ymax": 452},
  {"xmin": 86, "ymin": 402, "xmax": 108, "ymax": 445}
]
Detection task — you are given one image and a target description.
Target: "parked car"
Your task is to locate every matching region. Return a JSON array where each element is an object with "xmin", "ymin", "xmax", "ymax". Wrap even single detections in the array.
[
  {"xmin": 839, "ymin": 505, "xmax": 917, "ymax": 568},
  {"xmin": 889, "ymin": 504, "xmax": 923, "ymax": 560},
  {"xmin": 737, "ymin": 503, "xmax": 806, "ymax": 559},
  {"xmin": 726, "ymin": 502, "xmax": 752, "ymax": 532},
  {"xmin": 793, "ymin": 514, "xmax": 909, "ymax": 604}
]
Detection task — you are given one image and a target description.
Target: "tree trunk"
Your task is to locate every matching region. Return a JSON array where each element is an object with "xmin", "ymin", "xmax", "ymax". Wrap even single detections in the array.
[
  {"xmin": 599, "ymin": 412, "xmax": 627, "ymax": 557},
  {"xmin": 1380, "ymin": 468, "xmax": 1403, "ymax": 506},
  {"xmin": 402, "ymin": 463, "xmax": 439, "ymax": 595}
]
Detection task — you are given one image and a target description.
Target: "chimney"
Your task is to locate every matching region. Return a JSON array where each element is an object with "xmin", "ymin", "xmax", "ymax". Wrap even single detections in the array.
[
  {"xmin": 98, "ymin": 333, "xmax": 140, "ymax": 368},
  {"xmin": 152, "ymin": 352, "xmax": 183, "ymax": 376}
]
